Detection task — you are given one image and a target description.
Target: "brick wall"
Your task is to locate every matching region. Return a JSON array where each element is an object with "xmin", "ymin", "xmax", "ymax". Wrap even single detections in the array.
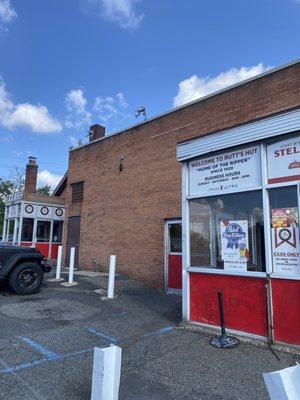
[{"xmin": 64, "ymin": 63, "xmax": 300, "ymax": 290}]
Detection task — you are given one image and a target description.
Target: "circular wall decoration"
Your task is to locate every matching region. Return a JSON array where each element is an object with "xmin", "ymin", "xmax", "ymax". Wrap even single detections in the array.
[
  {"xmin": 55, "ymin": 208, "xmax": 63, "ymax": 217},
  {"xmin": 40, "ymin": 206, "xmax": 49, "ymax": 216},
  {"xmin": 25, "ymin": 204, "xmax": 34, "ymax": 214}
]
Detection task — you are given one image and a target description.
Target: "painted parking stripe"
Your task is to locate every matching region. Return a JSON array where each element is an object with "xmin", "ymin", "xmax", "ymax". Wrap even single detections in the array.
[
  {"xmin": 87, "ymin": 328, "xmax": 118, "ymax": 343},
  {"xmin": 20, "ymin": 336, "xmax": 59, "ymax": 360},
  {"xmin": 0, "ymin": 348, "xmax": 94, "ymax": 375},
  {"xmin": 143, "ymin": 326, "xmax": 174, "ymax": 338}
]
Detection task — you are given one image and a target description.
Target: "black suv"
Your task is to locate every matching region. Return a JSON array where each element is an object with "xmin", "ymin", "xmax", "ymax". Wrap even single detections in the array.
[{"xmin": 0, "ymin": 244, "xmax": 51, "ymax": 294}]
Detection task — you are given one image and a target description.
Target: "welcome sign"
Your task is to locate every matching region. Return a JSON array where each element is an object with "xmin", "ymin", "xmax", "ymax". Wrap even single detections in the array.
[{"xmin": 189, "ymin": 146, "xmax": 261, "ymax": 197}]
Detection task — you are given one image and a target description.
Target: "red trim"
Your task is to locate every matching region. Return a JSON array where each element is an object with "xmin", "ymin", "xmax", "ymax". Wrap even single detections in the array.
[
  {"xmin": 268, "ymin": 174, "xmax": 300, "ymax": 184},
  {"xmin": 50, "ymin": 243, "xmax": 61, "ymax": 259},
  {"xmin": 272, "ymin": 278, "xmax": 300, "ymax": 345},
  {"xmin": 189, "ymin": 273, "xmax": 268, "ymax": 337},
  {"xmin": 168, "ymin": 254, "xmax": 182, "ymax": 290}
]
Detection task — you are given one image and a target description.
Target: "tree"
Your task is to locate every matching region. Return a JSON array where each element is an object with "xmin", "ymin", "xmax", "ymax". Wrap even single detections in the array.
[
  {"xmin": 36, "ymin": 185, "xmax": 51, "ymax": 195},
  {"xmin": 8, "ymin": 167, "xmax": 25, "ymax": 192}
]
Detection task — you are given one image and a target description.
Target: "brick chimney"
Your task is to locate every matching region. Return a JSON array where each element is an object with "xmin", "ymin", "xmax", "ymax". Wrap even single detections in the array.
[
  {"xmin": 88, "ymin": 124, "xmax": 105, "ymax": 142},
  {"xmin": 24, "ymin": 156, "xmax": 38, "ymax": 194}
]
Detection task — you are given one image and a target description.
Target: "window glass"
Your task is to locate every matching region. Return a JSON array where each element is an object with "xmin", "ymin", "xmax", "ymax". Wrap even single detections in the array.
[
  {"xmin": 8, "ymin": 219, "xmax": 15, "ymax": 241},
  {"xmin": 169, "ymin": 223, "xmax": 182, "ymax": 253},
  {"xmin": 21, "ymin": 218, "xmax": 34, "ymax": 242},
  {"xmin": 189, "ymin": 190, "xmax": 265, "ymax": 272},
  {"xmin": 52, "ymin": 221, "xmax": 63, "ymax": 243},
  {"xmin": 269, "ymin": 186, "xmax": 300, "ymax": 276},
  {"xmin": 36, "ymin": 221, "xmax": 51, "ymax": 242}
]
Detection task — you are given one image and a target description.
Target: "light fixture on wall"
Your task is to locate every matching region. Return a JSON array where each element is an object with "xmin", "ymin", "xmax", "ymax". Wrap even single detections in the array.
[{"xmin": 119, "ymin": 156, "xmax": 125, "ymax": 172}]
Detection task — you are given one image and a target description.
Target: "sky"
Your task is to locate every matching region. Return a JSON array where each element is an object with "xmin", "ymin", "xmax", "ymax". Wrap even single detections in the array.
[{"xmin": 0, "ymin": 0, "xmax": 299, "ymax": 189}]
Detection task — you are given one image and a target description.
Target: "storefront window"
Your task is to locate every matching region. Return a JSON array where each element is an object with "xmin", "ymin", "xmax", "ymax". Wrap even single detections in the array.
[
  {"xmin": 169, "ymin": 223, "xmax": 182, "ymax": 253},
  {"xmin": 7, "ymin": 219, "xmax": 15, "ymax": 241},
  {"xmin": 52, "ymin": 221, "xmax": 63, "ymax": 243},
  {"xmin": 269, "ymin": 186, "xmax": 300, "ymax": 276},
  {"xmin": 189, "ymin": 190, "xmax": 265, "ymax": 272},
  {"xmin": 21, "ymin": 218, "xmax": 34, "ymax": 242},
  {"xmin": 36, "ymin": 220, "xmax": 51, "ymax": 242}
]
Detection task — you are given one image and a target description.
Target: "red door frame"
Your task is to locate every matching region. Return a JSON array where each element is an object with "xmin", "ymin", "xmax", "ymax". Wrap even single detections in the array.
[{"xmin": 164, "ymin": 220, "xmax": 182, "ymax": 293}]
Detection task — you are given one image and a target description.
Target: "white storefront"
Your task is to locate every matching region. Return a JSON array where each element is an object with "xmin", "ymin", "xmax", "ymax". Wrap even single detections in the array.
[{"xmin": 177, "ymin": 108, "xmax": 300, "ymax": 347}]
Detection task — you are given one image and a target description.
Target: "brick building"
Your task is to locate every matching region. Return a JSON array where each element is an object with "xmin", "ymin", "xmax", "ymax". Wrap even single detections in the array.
[{"xmin": 63, "ymin": 60, "xmax": 300, "ymax": 295}]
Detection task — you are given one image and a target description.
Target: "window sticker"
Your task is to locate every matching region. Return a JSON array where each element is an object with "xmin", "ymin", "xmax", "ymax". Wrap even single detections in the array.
[
  {"xmin": 221, "ymin": 220, "xmax": 249, "ymax": 272},
  {"xmin": 271, "ymin": 208, "xmax": 300, "ymax": 275}
]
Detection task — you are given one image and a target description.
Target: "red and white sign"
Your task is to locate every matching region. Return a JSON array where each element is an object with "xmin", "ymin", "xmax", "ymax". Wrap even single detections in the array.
[
  {"xmin": 272, "ymin": 227, "xmax": 300, "ymax": 275},
  {"xmin": 267, "ymin": 136, "xmax": 300, "ymax": 184},
  {"xmin": 189, "ymin": 146, "xmax": 261, "ymax": 197}
]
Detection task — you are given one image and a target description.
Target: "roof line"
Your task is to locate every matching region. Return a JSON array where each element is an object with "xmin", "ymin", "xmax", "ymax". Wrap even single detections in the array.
[
  {"xmin": 52, "ymin": 171, "xmax": 68, "ymax": 196},
  {"xmin": 70, "ymin": 59, "xmax": 300, "ymax": 152}
]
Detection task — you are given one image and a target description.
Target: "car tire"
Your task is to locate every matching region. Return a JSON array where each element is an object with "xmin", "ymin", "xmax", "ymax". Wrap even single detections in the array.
[{"xmin": 9, "ymin": 262, "xmax": 44, "ymax": 295}]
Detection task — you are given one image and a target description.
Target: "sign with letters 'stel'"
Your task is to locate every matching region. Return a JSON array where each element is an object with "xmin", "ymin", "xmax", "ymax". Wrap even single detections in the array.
[
  {"xmin": 267, "ymin": 136, "xmax": 300, "ymax": 184},
  {"xmin": 189, "ymin": 146, "xmax": 261, "ymax": 197}
]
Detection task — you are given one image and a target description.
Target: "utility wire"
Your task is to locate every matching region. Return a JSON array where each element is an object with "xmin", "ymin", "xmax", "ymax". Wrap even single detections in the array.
[{"xmin": 0, "ymin": 153, "xmax": 65, "ymax": 167}]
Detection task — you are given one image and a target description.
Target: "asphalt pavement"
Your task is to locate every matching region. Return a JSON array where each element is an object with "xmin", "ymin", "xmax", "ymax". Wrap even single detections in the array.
[{"xmin": 0, "ymin": 271, "xmax": 299, "ymax": 400}]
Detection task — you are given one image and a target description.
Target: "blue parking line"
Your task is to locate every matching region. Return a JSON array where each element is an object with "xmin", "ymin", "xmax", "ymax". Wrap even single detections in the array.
[
  {"xmin": 1, "ymin": 326, "xmax": 173, "ymax": 375},
  {"xmin": 143, "ymin": 326, "xmax": 174, "ymax": 338},
  {"xmin": 20, "ymin": 336, "xmax": 59, "ymax": 360},
  {"xmin": 0, "ymin": 347, "xmax": 94, "ymax": 375},
  {"xmin": 87, "ymin": 328, "xmax": 118, "ymax": 343}
]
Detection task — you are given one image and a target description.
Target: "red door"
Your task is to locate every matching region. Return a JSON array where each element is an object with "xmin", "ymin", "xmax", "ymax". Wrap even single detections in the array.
[{"xmin": 166, "ymin": 221, "xmax": 182, "ymax": 292}]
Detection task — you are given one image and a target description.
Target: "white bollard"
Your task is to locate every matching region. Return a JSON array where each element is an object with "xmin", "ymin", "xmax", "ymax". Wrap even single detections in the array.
[
  {"xmin": 91, "ymin": 345, "xmax": 122, "ymax": 400},
  {"xmin": 55, "ymin": 245, "xmax": 63, "ymax": 280},
  {"xmin": 107, "ymin": 255, "xmax": 116, "ymax": 299},
  {"xmin": 68, "ymin": 247, "xmax": 75, "ymax": 283}
]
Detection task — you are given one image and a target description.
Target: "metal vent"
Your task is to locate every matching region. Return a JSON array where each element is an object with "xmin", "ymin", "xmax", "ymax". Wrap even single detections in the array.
[{"xmin": 71, "ymin": 181, "xmax": 84, "ymax": 203}]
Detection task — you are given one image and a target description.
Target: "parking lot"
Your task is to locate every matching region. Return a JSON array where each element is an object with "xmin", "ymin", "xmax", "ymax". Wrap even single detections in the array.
[{"xmin": 0, "ymin": 271, "xmax": 299, "ymax": 400}]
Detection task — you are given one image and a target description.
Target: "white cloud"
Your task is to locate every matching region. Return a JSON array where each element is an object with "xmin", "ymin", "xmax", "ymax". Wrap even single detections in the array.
[
  {"xmin": 65, "ymin": 88, "xmax": 92, "ymax": 129},
  {"xmin": 37, "ymin": 170, "xmax": 62, "ymax": 190},
  {"xmin": 86, "ymin": 0, "xmax": 144, "ymax": 29},
  {"xmin": 64, "ymin": 88, "xmax": 129, "ymax": 132},
  {"xmin": 117, "ymin": 91, "xmax": 128, "ymax": 108},
  {"xmin": 93, "ymin": 93, "xmax": 129, "ymax": 123},
  {"xmin": 0, "ymin": 0, "xmax": 17, "ymax": 30},
  {"xmin": 173, "ymin": 63, "xmax": 272, "ymax": 108},
  {"xmin": 0, "ymin": 79, "xmax": 62, "ymax": 133}
]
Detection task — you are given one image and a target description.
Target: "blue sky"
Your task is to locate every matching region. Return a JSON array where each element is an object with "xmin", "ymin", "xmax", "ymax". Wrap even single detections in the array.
[{"xmin": 0, "ymin": 0, "xmax": 299, "ymax": 188}]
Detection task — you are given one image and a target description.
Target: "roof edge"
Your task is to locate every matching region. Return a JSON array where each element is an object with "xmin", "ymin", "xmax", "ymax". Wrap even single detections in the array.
[
  {"xmin": 52, "ymin": 171, "xmax": 68, "ymax": 197},
  {"xmin": 70, "ymin": 59, "xmax": 300, "ymax": 153}
]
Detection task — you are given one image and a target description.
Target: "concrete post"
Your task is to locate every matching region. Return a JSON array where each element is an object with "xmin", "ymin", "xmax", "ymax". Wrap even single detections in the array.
[
  {"xmin": 91, "ymin": 345, "xmax": 122, "ymax": 400},
  {"xmin": 107, "ymin": 255, "xmax": 116, "ymax": 299},
  {"xmin": 68, "ymin": 247, "xmax": 75, "ymax": 284},
  {"xmin": 56, "ymin": 245, "xmax": 63, "ymax": 280}
]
